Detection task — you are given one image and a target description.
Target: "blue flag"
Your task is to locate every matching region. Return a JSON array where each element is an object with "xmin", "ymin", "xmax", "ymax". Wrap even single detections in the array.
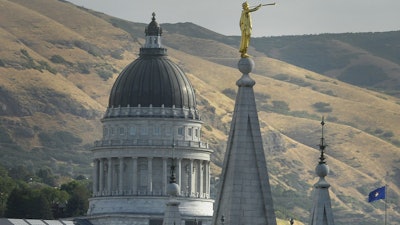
[{"xmin": 368, "ymin": 186, "xmax": 386, "ymax": 202}]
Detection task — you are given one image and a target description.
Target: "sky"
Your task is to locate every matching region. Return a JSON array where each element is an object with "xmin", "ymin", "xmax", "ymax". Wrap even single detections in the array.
[{"xmin": 67, "ymin": 0, "xmax": 400, "ymax": 37}]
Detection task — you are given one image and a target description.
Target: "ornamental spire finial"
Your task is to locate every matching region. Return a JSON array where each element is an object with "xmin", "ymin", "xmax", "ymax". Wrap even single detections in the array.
[
  {"xmin": 170, "ymin": 138, "xmax": 176, "ymax": 183},
  {"xmin": 318, "ymin": 116, "xmax": 327, "ymax": 164}
]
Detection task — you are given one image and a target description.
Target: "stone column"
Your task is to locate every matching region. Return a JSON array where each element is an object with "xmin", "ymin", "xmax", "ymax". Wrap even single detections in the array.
[
  {"xmin": 92, "ymin": 159, "xmax": 98, "ymax": 195},
  {"xmin": 132, "ymin": 157, "xmax": 137, "ymax": 195},
  {"xmin": 148, "ymin": 157, "xmax": 153, "ymax": 194},
  {"xmin": 99, "ymin": 158, "xmax": 104, "ymax": 193},
  {"xmin": 177, "ymin": 158, "xmax": 182, "ymax": 187},
  {"xmin": 189, "ymin": 159, "xmax": 193, "ymax": 195},
  {"xmin": 206, "ymin": 161, "xmax": 210, "ymax": 197},
  {"xmin": 119, "ymin": 157, "xmax": 124, "ymax": 194},
  {"xmin": 107, "ymin": 157, "xmax": 112, "ymax": 194},
  {"xmin": 199, "ymin": 160, "xmax": 204, "ymax": 196},
  {"xmin": 163, "ymin": 157, "xmax": 167, "ymax": 195}
]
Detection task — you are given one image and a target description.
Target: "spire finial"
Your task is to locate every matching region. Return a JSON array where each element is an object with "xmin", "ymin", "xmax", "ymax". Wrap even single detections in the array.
[
  {"xmin": 318, "ymin": 116, "xmax": 327, "ymax": 164},
  {"xmin": 152, "ymin": 12, "xmax": 156, "ymax": 20},
  {"xmin": 170, "ymin": 138, "xmax": 176, "ymax": 183}
]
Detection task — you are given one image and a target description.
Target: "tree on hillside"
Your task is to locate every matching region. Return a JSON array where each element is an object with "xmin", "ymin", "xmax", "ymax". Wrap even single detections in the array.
[
  {"xmin": 61, "ymin": 180, "xmax": 91, "ymax": 217},
  {"xmin": 8, "ymin": 165, "xmax": 34, "ymax": 182},
  {"xmin": 40, "ymin": 187, "xmax": 69, "ymax": 218},
  {"xmin": 5, "ymin": 184, "xmax": 54, "ymax": 219},
  {"xmin": 0, "ymin": 165, "xmax": 16, "ymax": 217},
  {"xmin": 36, "ymin": 167, "xmax": 58, "ymax": 187}
]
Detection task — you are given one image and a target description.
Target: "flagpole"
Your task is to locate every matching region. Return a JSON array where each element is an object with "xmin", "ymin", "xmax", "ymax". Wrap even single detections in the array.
[
  {"xmin": 384, "ymin": 171, "xmax": 389, "ymax": 225},
  {"xmin": 384, "ymin": 184, "xmax": 387, "ymax": 225}
]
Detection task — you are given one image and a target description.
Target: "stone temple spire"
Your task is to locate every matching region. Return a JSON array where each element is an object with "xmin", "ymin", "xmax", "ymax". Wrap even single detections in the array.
[
  {"xmin": 309, "ymin": 117, "xmax": 335, "ymax": 225},
  {"xmin": 212, "ymin": 58, "xmax": 277, "ymax": 225},
  {"xmin": 163, "ymin": 152, "xmax": 182, "ymax": 225}
]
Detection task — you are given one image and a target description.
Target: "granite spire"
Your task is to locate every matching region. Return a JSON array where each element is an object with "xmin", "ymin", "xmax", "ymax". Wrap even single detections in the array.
[
  {"xmin": 163, "ymin": 146, "xmax": 182, "ymax": 225},
  {"xmin": 212, "ymin": 58, "xmax": 277, "ymax": 225},
  {"xmin": 309, "ymin": 117, "xmax": 335, "ymax": 225}
]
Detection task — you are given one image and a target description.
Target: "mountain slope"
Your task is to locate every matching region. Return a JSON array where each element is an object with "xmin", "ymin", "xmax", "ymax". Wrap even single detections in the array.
[
  {"xmin": 250, "ymin": 32, "xmax": 400, "ymax": 96},
  {"xmin": 0, "ymin": 0, "xmax": 399, "ymax": 224}
]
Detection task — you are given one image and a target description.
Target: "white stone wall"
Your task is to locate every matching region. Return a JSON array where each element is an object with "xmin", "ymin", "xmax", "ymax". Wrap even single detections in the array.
[
  {"xmin": 88, "ymin": 196, "xmax": 213, "ymax": 217},
  {"xmin": 89, "ymin": 113, "xmax": 214, "ymax": 222}
]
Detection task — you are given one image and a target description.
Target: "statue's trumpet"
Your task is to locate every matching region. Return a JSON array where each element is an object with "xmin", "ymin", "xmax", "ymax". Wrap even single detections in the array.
[
  {"xmin": 261, "ymin": 3, "xmax": 276, "ymax": 6},
  {"xmin": 250, "ymin": 3, "xmax": 276, "ymax": 7}
]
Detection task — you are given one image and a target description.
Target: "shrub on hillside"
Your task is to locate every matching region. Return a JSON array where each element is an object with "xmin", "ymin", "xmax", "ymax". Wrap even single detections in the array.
[
  {"xmin": 38, "ymin": 61, "xmax": 57, "ymax": 74},
  {"xmin": 50, "ymin": 55, "xmax": 73, "ymax": 66},
  {"xmin": 382, "ymin": 131, "xmax": 394, "ymax": 138},
  {"xmin": 254, "ymin": 92, "xmax": 271, "ymax": 101},
  {"xmin": 312, "ymin": 102, "xmax": 333, "ymax": 112},
  {"xmin": 272, "ymin": 74, "xmax": 289, "ymax": 81},
  {"xmin": 73, "ymin": 40, "xmax": 103, "ymax": 57},
  {"xmin": 272, "ymin": 74, "xmax": 311, "ymax": 87},
  {"xmin": 222, "ymin": 88, "xmax": 236, "ymax": 100},
  {"xmin": 96, "ymin": 69, "xmax": 113, "ymax": 81},
  {"xmin": 272, "ymin": 100, "xmax": 290, "ymax": 113},
  {"xmin": 77, "ymin": 63, "xmax": 90, "ymax": 74},
  {"xmin": 0, "ymin": 127, "xmax": 14, "ymax": 144},
  {"xmin": 19, "ymin": 49, "xmax": 57, "ymax": 74},
  {"xmin": 39, "ymin": 131, "xmax": 82, "ymax": 149},
  {"xmin": 110, "ymin": 50, "xmax": 124, "ymax": 60}
]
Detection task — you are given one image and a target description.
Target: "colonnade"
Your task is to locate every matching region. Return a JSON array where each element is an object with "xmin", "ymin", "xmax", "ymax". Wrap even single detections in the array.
[{"xmin": 92, "ymin": 157, "xmax": 211, "ymax": 198}]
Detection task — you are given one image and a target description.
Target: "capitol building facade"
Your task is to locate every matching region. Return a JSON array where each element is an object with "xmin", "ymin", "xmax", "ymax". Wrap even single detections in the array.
[{"xmin": 86, "ymin": 13, "xmax": 214, "ymax": 225}]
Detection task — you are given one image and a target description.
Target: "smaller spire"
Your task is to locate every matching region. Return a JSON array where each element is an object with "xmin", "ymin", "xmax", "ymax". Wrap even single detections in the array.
[
  {"xmin": 318, "ymin": 116, "xmax": 327, "ymax": 164},
  {"xmin": 167, "ymin": 139, "xmax": 180, "ymax": 196},
  {"xmin": 309, "ymin": 118, "xmax": 335, "ymax": 225},
  {"xmin": 170, "ymin": 138, "xmax": 176, "ymax": 183}
]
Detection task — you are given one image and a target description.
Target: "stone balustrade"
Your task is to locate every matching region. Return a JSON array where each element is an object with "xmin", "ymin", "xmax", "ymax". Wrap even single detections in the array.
[
  {"xmin": 103, "ymin": 105, "xmax": 200, "ymax": 120},
  {"xmin": 92, "ymin": 190, "xmax": 210, "ymax": 199},
  {"xmin": 94, "ymin": 139, "xmax": 209, "ymax": 149}
]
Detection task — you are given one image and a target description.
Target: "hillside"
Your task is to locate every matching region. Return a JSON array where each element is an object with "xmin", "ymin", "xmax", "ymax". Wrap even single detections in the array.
[
  {"xmin": 0, "ymin": 0, "xmax": 399, "ymax": 224},
  {"xmin": 250, "ymin": 32, "xmax": 400, "ymax": 97}
]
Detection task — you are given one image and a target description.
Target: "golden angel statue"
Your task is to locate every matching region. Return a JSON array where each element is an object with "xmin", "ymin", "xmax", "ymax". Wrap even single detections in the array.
[{"xmin": 239, "ymin": 1, "xmax": 275, "ymax": 58}]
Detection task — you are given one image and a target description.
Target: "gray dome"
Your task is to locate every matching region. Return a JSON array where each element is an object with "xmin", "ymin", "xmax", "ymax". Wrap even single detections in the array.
[
  {"xmin": 108, "ymin": 53, "xmax": 197, "ymax": 109},
  {"xmin": 107, "ymin": 13, "xmax": 197, "ymax": 111}
]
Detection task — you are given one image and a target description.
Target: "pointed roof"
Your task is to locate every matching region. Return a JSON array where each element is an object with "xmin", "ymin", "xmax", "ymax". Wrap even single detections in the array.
[
  {"xmin": 309, "ymin": 118, "xmax": 335, "ymax": 225},
  {"xmin": 212, "ymin": 58, "xmax": 277, "ymax": 225},
  {"xmin": 163, "ymin": 155, "xmax": 182, "ymax": 225}
]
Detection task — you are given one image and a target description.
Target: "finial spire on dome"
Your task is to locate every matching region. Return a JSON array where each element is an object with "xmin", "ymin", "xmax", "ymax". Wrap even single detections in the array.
[{"xmin": 144, "ymin": 12, "xmax": 163, "ymax": 49}]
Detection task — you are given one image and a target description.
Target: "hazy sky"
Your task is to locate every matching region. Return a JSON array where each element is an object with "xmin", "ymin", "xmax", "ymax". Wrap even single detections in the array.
[{"xmin": 67, "ymin": 0, "xmax": 400, "ymax": 37}]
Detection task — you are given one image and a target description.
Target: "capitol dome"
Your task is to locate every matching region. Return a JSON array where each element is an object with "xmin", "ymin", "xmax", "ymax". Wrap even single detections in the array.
[
  {"xmin": 108, "ymin": 54, "xmax": 196, "ymax": 109},
  {"xmin": 104, "ymin": 13, "xmax": 199, "ymax": 119}
]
